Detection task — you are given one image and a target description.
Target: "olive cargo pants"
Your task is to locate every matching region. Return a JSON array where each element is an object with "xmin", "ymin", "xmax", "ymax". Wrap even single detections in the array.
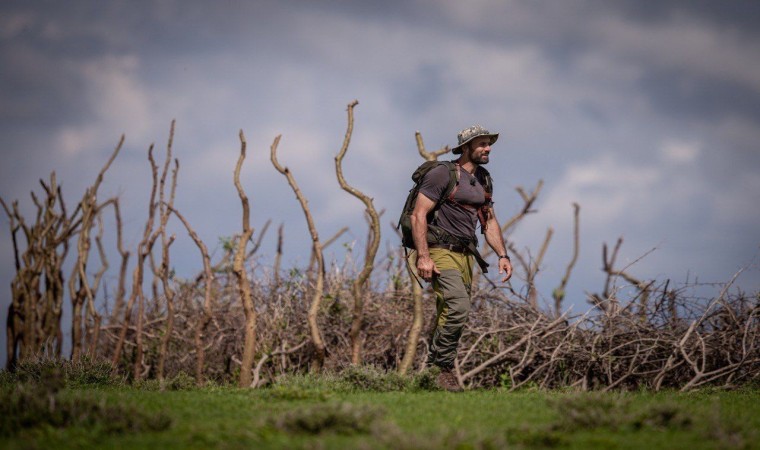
[{"xmin": 408, "ymin": 248, "xmax": 473, "ymax": 370}]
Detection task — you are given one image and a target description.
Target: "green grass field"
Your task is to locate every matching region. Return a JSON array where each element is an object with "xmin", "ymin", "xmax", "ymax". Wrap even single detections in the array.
[{"xmin": 3, "ymin": 380, "xmax": 759, "ymax": 449}]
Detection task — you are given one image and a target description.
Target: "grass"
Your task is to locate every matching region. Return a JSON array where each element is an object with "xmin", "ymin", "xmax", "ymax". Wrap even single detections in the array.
[{"xmin": 2, "ymin": 367, "xmax": 759, "ymax": 449}]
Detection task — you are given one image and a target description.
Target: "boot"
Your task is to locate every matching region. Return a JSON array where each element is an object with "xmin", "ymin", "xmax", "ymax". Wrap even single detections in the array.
[{"xmin": 436, "ymin": 368, "xmax": 463, "ymax": 392}]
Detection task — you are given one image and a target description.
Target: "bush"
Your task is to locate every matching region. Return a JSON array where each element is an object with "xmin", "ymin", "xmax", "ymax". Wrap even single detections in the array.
[
  {"xmin": 271, "ymin": 401, "xmax": 386, "ymax": 435},
  {"xmin": 268, "ymin": 366, "xmax": 440, "ymax": 395},
  {"xmin": 0, "ymin": 369, "xmax": 14, "ymax": 387},
  {"xmin": 549, "ymin": 392, "xmax": 632, "ymax": 430},
  {"xmin": 632, "ymin": 401, "xmax": 693, "ymax": 430},
  {"xmin": 165, "ymin": 371, "xmax": 196, "ymax": 391},
  {"xmin": 263, "ymin": 384, "xmax": 330, "ymax": 401},
  {"xmin": 0, "ymin": 381, "xmax": 171, "ymax": 437},
  {"xmin": 133, "ymin": 378, "xmax": 163, "ymax": 391},
  {"xmin": 271, "ymin": 372, "xmax": 349, "ymax": 392},
  {"xmin": 547, "ymin": 392, "xmax": 695, "ymax": 433},
  {"xmin": 132, "ymin": 371, "xmax": 200, "ymax": 391},
  {"xmin": 66, "ymin": 356, "xmax": 118, "ymax": 387},
  {"xmin": 411, "ymin": 366, "xmax": 442, "ymax": 391},
  {"xmin": 11, "ymin": 356, "xmax": 120, "ymax": 388},
  {"xmin": 338, "ymin": 365, "xmax": 410, "ymax": 392}
]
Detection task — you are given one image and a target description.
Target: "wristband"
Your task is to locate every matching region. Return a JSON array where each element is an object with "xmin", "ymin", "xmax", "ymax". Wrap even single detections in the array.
[{"xmin": 498, "ymin": 254, "xmax": 510, "ymax": 261}]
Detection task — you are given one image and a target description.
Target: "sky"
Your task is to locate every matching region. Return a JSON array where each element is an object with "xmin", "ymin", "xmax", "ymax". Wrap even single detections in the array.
[{"xmin": 1, "ymin": 0, "xmax": 759, "ymax": 363}]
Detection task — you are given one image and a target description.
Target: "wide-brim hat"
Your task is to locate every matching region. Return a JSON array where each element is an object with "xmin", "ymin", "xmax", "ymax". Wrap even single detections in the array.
[{"xmin": 452, "ymin": 124, "xmax": 499, "ymax": 154}]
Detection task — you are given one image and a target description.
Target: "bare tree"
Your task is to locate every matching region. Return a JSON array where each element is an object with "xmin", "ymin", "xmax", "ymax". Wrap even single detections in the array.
[
  {"xmin": 270, "ymin": 134, "xmax": 327, "ymax": 373},
  {"xmin": 154, "ymin": 122, "xmax": 180, "ymax": 381},
  {"xmin": 2, "ymin": 174, "xmax": 76, "ymax": 366},
  {"xmin": 67, "ymin": 136, "xmax": 123, "ymax": 360},
  {"xmin": 334, "ymin": 100, "xmax": 381, "ymax": 364},
  {"xmin": 112, "ymin": 144, "xmax": 159, "ymax": 378},
  {"xmin": 233, "ymin": 130, "xmax": 258, "ymax": 388}
]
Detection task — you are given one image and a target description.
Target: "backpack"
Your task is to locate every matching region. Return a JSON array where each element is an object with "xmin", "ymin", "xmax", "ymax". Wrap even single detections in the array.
[{"xmin": 397, "ymin": 160, "xmax": 493, "ymax": 271}]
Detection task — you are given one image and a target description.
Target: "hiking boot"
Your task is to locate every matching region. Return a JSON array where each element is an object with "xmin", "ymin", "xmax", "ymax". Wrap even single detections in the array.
[{"xmin": 436, "ymin": 369, "xmax": 463, "ymax": 392}]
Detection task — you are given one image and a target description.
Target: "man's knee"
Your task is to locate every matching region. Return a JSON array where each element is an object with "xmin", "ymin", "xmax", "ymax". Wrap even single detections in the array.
[
  {"xmin": 447, "ymin": 297, "xmax": 470, "ymax": 323},
  {"xmin": 436, "ymin": 269, "xmax": 471, "ymax": 321}
]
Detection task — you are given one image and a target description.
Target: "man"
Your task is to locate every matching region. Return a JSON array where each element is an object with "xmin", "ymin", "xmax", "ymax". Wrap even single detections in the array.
[{"xmin": 410, "ymin": 124, "xmax": 513, "ymax": 392}]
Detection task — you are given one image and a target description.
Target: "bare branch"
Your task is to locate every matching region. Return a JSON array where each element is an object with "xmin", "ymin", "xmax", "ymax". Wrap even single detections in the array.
[
  {"xmin": 415, "ymin": 131, "xmax": 451, "ymax": 161},
  {"xmin": 233, "ymin": 129, "xmax": 257, "ymax": 388},
  {"xmin": 271, "ymin": 134, "xmax": 327, "ymax": 372}
]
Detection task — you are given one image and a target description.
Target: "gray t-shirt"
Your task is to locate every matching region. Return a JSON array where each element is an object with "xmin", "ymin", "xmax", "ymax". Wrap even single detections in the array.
[{"xmin": 418, "ymin": 164, "xmax": 491, "ymax": 241}]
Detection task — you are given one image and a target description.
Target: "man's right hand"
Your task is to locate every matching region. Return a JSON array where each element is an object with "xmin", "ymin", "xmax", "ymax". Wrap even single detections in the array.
[{"xmin": 416, "ymin": 254, "xmax": 441, "ymax": 282}]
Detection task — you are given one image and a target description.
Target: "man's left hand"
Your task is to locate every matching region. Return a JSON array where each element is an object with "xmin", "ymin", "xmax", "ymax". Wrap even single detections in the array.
[{"xmin": 499, "ymin": 257, "xmax": 513, "ymax": 283}]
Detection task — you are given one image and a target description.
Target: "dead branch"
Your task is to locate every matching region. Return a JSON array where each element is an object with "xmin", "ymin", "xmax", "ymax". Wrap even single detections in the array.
[
  {"xmin": 233, "ymin": 130, "xmax": 257, "ymax": 388},
  {"xmin": 309, "ymin": 226, "xmax": 348, "ymax": 274},
  {"xmin": 247, "ymin": 219, "xmax": 271, "ymax": 259},
  {"xmin": 69, "ymin": 135, "xmax": 124, "ymax": 360},
  {"xmin": 270, "ymin": 133, "xmax": 327, "ymax": 373},
  {"xmin": 527, "ymin": 227, "xmax": 553, "ymax": 309},
  {"xmin": 106, "ymin": 198, "xmax": 130, "ymax": 327},
  {"xmin": 112, "ymin": 143, "xmax": 159, "ymax": 377},
  {"xmin": 414, "ymin": 131, "xmax": 451, "ymax": 161},
  {"xmin": 251, "ymin": 339, "xmax": 309, "ymax": 388},
  {"xmin": 552, "ymin": 203, "xmax": 580, "ymax": 316},
  {"xmin": 168, "ymin": 205, "xmax": 214, "ymax": 386},
  {"xmin": 274, "ymin": 223, "xmax": 284, "ymax": 286},
  {"xmin": 334, "ymin": 100, "xmax": 381, "ymax": 364},
  {"xmin": 501, "ymin": 180, "xmax": 543, "ymax": 235},
  {"xmin": 156, "ymin": 121, "xmax": 179, "ymax": 381}
]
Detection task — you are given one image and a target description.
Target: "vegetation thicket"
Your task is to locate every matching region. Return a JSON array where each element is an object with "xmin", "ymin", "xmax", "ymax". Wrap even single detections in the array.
[{"xmin": 2, "ymin": 100, "xmax": 757, "ymax": 395}]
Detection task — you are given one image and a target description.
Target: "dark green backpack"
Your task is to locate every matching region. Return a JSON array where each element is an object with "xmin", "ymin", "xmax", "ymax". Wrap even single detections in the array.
[{"xmin": 397, "ymin": 160, "xmax": 493, "ymax": 264}]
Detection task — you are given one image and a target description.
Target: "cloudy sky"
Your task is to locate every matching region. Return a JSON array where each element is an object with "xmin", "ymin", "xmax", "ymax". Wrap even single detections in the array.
[{"xmin": 2, "ymin": 0, "xmax": 759, "ymax": 361}]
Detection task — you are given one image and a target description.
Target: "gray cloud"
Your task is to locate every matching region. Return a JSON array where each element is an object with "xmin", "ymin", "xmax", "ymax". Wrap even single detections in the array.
[
  {"xmin": 1, "ymin": 0, "xmax": 759, "ymax": 363},
  {"xmin": 590, "ymin": 0, "xmax": 760, "ymax": 36},
  {"xmin": 639, "ymin": 69, "xmax": 760, "ymax": 123}
]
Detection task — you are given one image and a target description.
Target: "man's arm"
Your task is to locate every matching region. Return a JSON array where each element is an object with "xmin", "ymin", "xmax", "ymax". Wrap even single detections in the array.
[
  {"xmin": 484, "ymin": 206, "xmax": 513, "ymax": 282},
  {"xmin": 410, "ymin": 193, "xmax": 441, "ymax": 281}
]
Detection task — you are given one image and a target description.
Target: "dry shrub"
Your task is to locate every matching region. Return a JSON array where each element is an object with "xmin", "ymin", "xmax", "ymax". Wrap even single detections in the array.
[{"xmin": 97, "ymin": 252, "xmax": 758, "ymax": 393}]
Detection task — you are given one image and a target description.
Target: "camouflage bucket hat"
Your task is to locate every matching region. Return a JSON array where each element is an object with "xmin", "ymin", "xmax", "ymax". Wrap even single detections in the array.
[{"xmin": 452, "ymin": 124, "xmax": 499, "ymax": 155}]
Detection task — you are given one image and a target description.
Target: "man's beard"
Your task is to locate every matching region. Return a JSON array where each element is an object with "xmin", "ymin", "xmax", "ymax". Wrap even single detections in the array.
[
  {"xmin": 474, "ymin": 154, "xmax": 489, "ymax": 165},
  {"xmin": 466, "ymin": 146, "xmax": 490, "ymax": 164}
]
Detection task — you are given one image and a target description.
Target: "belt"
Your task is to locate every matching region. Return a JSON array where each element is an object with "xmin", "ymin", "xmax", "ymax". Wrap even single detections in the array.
[{"xmin": 429, "ymin": 243, "xmax": 469, "ymax": 254}]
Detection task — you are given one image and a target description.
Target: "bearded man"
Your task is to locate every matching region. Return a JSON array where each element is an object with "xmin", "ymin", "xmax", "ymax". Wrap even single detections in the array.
[{"xmin": 410, "ymin": 125, "xmax": 513, "ymax": 391}]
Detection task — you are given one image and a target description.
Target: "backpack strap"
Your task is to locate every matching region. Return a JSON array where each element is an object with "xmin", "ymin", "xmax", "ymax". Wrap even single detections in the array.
[
  {"xmin": 429, "ymin": 161, "xmax": 459, "ymax": 224},
  {"xmin": 438, "ymin": 161, "xmax": 459, "ymax": 208},
  {"xmin": 474, "ymin": 166, "xmax": 493, "ymax": 233}
]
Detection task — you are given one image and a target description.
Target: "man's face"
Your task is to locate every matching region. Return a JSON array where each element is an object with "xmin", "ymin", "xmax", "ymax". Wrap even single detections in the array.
[{"xmin": 467, "ymin": 136, "xmax": 492, "ymax": 165}]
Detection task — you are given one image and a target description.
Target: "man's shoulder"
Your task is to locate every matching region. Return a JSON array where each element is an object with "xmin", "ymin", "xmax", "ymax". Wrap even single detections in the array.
[
  {"xmin": 427, "ymin": 161, "xmax": 455, "ymax": 174},
  {"xmin": 421, "ymin": 162, "xmax": 456, "ymax": 186}
]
